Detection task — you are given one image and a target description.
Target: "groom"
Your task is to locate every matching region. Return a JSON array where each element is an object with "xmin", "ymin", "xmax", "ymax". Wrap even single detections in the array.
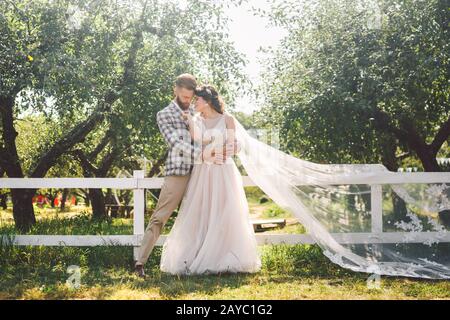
[{"xmin": 134, "ymin": 73, "xmax": 238, "ymax": 277}]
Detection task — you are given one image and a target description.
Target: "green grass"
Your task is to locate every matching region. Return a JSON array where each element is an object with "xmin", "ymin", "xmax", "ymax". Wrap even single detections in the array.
[
  {"xmin": 1, "ymin": 240, "xmax": 449, "ymax": 300},
  {"xmin": 0, "ymin": 203, "xmax": 449, "ymax": 300}
]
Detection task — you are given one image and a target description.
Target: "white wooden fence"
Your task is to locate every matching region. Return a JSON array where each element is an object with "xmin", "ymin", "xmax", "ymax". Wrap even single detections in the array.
[{"xmin": 1, "ymin": 170, "xmax": 449, "ymax": 260}]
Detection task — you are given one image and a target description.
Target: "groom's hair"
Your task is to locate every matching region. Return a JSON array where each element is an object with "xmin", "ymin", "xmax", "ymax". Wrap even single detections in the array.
[{"xmin": 175, "ymin": 73, "xmax": 197, "ymax": 91}]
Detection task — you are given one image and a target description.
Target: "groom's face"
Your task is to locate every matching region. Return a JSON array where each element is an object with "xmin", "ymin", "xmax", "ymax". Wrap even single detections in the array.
[{"xmin": 174, "ymin": 86, "xmax": 194, "ymax": 110}]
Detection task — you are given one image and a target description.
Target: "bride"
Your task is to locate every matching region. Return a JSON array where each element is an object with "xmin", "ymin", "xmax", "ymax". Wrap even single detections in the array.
[{"xmin": 159, "ymin": 85, "xmax": 262, "ymax": 275}]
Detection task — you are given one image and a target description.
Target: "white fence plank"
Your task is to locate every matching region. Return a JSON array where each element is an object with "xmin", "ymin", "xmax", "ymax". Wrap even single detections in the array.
[
  {"xmin": 371, "ymin": 185, "xmax": 383, "ymax": 234},
  {"xmin": 1, "ymin": 235, "xmax": 139, "ymax": 246},
  {"xmin": 155, "ymin": 233, "xmax": 450, "ymax": 245},
  {"xmin": 133, "ymin": 170, "xmax": 146, "ymax": 260},
  {"xmin": 0, "ymin": 178, "xmax": 136, "ymax": 189},
  {"xmin": 139, "ymin": 173, "xmax": 450, "ymax": 188},
  {"xmin": 6, "ymin": 232, "xmax": 445, "ymax": 247},
  {"xmin": 2, "ymin": 230, "xmax": 449, "ymax": 247},
  {"xmin": 0, "ymin": 174, "xmax": 449, "ymax": 251}
]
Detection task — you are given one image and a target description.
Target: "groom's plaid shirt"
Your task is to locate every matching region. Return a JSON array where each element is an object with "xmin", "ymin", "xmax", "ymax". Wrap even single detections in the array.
[{"xmin": 157, "ymin": 100, "xmax": 202, "ymax": 176}]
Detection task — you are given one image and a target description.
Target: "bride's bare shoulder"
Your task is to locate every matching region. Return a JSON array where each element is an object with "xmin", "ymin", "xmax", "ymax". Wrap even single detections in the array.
[{"xmin": 224, "ymin": 112, "xmax": 236, "ymax": 128}]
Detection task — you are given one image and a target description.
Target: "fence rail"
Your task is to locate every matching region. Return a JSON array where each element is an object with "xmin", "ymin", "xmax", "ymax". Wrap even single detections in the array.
[{"xmin": 1, "ymin": 170, "xmax": 449, "ymax": 260}]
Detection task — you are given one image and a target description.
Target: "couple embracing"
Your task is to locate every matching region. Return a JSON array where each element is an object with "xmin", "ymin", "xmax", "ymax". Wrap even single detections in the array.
[{"xmin": 134, "ymin": 74, "xmax": 261, "ymax": 277}]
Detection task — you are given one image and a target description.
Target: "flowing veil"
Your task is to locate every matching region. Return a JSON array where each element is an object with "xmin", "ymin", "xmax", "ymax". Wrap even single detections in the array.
[{"xmin": 233, "ymin": 117, "xmax": 450, "ymax": 279}]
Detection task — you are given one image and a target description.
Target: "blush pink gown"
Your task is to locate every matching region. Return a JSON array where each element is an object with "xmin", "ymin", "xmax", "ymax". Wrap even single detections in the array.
[{"xmin": 160, "ymin": 113, "xmax": 261, "ymax": 275}]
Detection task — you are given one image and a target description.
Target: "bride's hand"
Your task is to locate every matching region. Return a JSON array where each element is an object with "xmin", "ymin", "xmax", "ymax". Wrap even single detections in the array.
[
  {"xmin": 201, "ymin": 145, "xmax": 215, "ymax": 163},
  {"xmin": 213, "ymin": 149, "xmax": 224, "ymax": 165}
]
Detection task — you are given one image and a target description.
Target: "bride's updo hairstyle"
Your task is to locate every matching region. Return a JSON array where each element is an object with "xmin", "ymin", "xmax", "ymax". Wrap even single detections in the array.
[{"xmin": 194, "ymin": 85, "xmax": 225, "ymax": 114}]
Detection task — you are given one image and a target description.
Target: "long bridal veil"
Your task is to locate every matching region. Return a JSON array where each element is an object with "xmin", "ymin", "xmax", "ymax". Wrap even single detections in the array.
[{"xmin": 233, "ymin": 118, "xmax": 450, "ymax": 279}]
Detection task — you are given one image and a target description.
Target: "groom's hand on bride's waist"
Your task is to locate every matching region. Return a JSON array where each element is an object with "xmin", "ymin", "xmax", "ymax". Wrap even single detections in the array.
[{"xmin": 224, "ymin": 139, "xmax": 241, "ymax": 157}]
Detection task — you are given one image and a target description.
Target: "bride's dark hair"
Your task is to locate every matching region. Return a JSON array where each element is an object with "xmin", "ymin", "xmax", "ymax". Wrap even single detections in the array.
[{"xmin": 194, "ymin": 85, "xmax": 225, "ymax": 114}]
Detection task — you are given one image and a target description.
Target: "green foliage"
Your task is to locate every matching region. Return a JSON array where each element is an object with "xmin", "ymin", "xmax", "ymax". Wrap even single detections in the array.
[
  {"xmin": 259, "ymin": 0, "xmax": 449, "ymax": 168},
  {"xmin": 1, "ymin": 0, "xmax": 250, "ymax": 176}
]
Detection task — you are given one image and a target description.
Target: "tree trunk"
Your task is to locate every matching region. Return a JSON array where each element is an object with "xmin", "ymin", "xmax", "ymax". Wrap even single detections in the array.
[
  {"xmin": 372, "ymin": 109, "xmax": 446, "ymax": 173},
  {"xmin": 0, "ymin": 193, "xmax": 8, "ymax": 210},
  {"xmin": 11, "ymin": 189, "xmax": 36, "ymax": 232},
  {"xmin": 73, "ymin": 189, "xmax": 90, "ymax": 207},
  {"xmin": 89, "ymin": 188, "xmax": 107, "ymax": 220},
  {"xmin": 1, "ymin": 96, "xmax": 37, "ymax": 231},
  {"xmin": 46, "ymin": 190, "xmax": 57, "ymax": 208},
  {"xmin": 82, "ymin": 189, "xmax": 90, "ymax": 207},
  {"xmin": 391, "ymin": 192, "xmax": 408, "ymax": 224},
  {"xmin": 72, "ymin": 137, "xmax": 128, "ymax": 221},
  {"xmin": 60, "ymin": 188, "xmax": 69, "ymax": 211},
  {"xmin": 413, "ymin": 145, "xmax": 441, "ymax": 172},
  {"xmin": 0, "ymin": 168, "xmax": 6, "ymax": 209}
]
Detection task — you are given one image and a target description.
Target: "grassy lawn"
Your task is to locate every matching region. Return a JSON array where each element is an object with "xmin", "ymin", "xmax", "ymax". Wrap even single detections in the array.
[{"xmin": 0, "ymin": 190, "xmax": 449, "ymax": 300}]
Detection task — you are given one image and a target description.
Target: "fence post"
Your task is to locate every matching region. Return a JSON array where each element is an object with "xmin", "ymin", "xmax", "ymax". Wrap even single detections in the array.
[
  {"xmin": 133, "ymin": 170, "xmax": 145, "ymax": 260},
  {"xmin": 370, "ymin": 184, "xmax": 383, "ymax": 234}
]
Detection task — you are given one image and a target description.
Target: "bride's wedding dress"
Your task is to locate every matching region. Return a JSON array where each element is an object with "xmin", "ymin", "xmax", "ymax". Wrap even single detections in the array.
[{"xmin": 160, "ymin": 113, "xmax": 261, "ymax": 275}]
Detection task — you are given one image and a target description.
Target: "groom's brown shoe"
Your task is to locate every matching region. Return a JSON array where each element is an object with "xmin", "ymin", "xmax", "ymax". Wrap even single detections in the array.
[{"xmin": 134, "ymin": 263, "xmax": 145, "ymax": 278}]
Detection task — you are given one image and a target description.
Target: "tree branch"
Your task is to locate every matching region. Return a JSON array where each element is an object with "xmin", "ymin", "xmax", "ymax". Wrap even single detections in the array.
[
  {"xmin": 31, "ymin": 110, "xmax": 105, "ymax": 177},
  {"xmin": 430, "ymin": 114, "xmax": 450, "ymax": 155},
  {"xmin": 70, "ymin": 149, "xmax": 98, "ymax": 176},
  {"xmin": 97, "ymin": 143, "xmax": 127, "ymax": 176},
  {"xmin": 397, "ymin": 115, "xmax": 429, "ymax": 151},
  {"xmin": 372, "ymin": 108, "xmax": 410, "ymax": 142},
  {"xmin": 395, "ymin": 152, "xmax": 410, "ymax": 161},
  {"xmin": 87, "ymin": 129, "xmax": 113, "ymax": 159}
]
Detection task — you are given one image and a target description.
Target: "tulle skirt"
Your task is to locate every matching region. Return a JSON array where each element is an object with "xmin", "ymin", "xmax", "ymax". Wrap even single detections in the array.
[{"xmin": 160, "ymin": 160, "xmax": 262, "ymax": 275}]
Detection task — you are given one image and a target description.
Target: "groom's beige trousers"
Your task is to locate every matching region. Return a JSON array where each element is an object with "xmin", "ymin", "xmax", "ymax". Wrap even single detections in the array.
[{"xmin": 136, "ymin": 174, "xmax": 191, "ymax": 265}]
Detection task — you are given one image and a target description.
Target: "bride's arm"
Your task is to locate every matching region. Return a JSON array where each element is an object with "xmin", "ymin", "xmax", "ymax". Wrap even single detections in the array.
[
  {"xmin": 214, "ymin": 113, "xmax": 241, "ymax": 164},
  {"xmin": 225, "ymin": 113, "xmax": 237, "ymax": 148}
]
